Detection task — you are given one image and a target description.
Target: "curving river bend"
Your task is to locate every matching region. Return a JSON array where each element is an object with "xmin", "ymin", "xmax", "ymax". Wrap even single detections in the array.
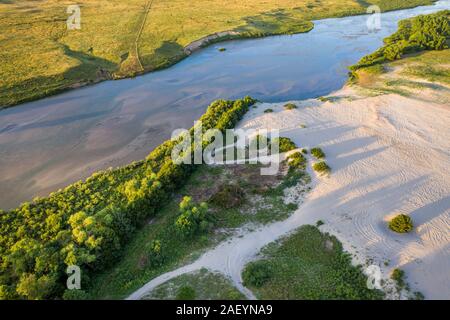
[{"xmin": 0, "ymin": 0, "xmax": 449, "ymax": 209}]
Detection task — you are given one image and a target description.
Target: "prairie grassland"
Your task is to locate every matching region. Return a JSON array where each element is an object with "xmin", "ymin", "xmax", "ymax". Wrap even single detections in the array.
[
  {"xmin": 0, "ymin": 0, "xmax": 436, "ymax": 107},
  {"xmin": 353, "ymin": 49, "xmax": 450, "ymax": 97}
]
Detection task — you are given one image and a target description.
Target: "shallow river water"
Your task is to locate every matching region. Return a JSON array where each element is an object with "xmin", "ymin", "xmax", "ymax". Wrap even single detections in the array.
[{"xmin": 0, "ymin": 0, "xmax": 448, "ymax": 209}]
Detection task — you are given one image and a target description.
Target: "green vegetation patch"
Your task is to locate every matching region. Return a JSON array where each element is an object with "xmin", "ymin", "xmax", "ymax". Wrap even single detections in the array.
[
  {"xmin": 391, "ymin": 268, "xmax": 406, "ymax": 289},
  {"xmin": 388, "ymin": 214, "xmax": 414, "ymax": 233},
  {"xmin": 242, "ymin": 225, "xmax": 384, "ymax": 299},
  {"xmin": 272, "ymin": 137, "xmax": 297, "ymax": 153},
  {"xmin": 284, "ymin": 103, "xmax": 298, "ymax": 110},
  {"xmin": 313, "ymin": 161, "xmax": 331, "ymax": 174},
  {"xmin": 350, "ymin": 10, "xmax": 450, "ymax": 80},
  {"xmin": 145, "ymin": 269, "xmax": 245, "ymax": 300},
  {"xmin": 311, "ymin": 147, "xmax": 326, "ymax": 159},
  {"xmin": 286, "ymin": 152, "xmax": 307, "ymax": 170}
]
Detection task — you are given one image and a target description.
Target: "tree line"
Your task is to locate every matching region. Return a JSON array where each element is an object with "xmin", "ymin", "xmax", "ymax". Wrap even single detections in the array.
[
  {"xmin": 0, "ymin": 96, "xmax": 256, "ymax": 299},
  {"xmin": 350, "ymin": 10, "xmax": 449, "ymax": 77}
]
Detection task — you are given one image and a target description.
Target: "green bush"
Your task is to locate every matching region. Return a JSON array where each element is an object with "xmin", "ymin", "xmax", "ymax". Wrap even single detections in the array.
[
  {"xmin": 264, "ymin": 108, "xmax": 273, "ymax": 113},
  {"xmin": 313, "ymin": 161, "xmax": 331, "ymax": 174},
  {"xmin": 242, "ymin": 262, "xmax": 272, "ymax": 288},
  {"xmin": 311, "ymin": 147, "xmax": 325, "ymax": 159},
  {"xmin": 391, "ymin": 268, "xmax": 406, "ymax": 289},
  {"xmin": 176, "ymin": 286, "xmax": 196, "ymax": 300},
  {"xmin": 388, "ymin": 214, "xmax": 413, "ymax": 233},
  {"xmin": 175, "ymin": 196, "xmax": 210, "ymax": 238},
  {"xmin": 284, "ymin": 103, "xmax": 297, "ymax": 110},
  {"xmin": 272, "ymin": 137, "xmax": 297, "ymax": 153}
]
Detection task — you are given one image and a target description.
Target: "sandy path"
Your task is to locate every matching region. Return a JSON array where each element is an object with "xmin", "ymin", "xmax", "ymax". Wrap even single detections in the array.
[{"xmin": 128, "ymin": 87, "xmax": 450, "ymax": 300}]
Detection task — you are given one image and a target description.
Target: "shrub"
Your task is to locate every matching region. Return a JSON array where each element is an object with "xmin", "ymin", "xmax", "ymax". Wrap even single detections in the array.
[
  {"xmin": 209, "ymin": 184, "xmax": 245, "ymax": 209},
  {"xmin": 316, "ymin": 220, "xmax": 325, "ymax": 227},
  {"xmin": 311, "ymin": 147, "xmax": 325, "ymax": 159},
  {"xmin": 284, "ymin": 103, "xmax": 297, "ymax": 110},
  {"xmin": 272, "ymin": 137, "xmax": 296, "ymax": 153},
  {"xmin": 313, "ymin": 161, "xmax": 330, "ymax": 174},
  {"xmin": 287, "ymin": 152, "xmax": 307, "ymax": 170},
  {"xmin": 388, "ymin": 214, "xmax": 413, "ymax": 233},
  {"xmin": 176, "ymin": 286, "xmax": 196, "ymax": 300},
  {"xmin": 148, "ymin": 239, "xmax": 164, "ymax": 267},
  {"xmin": 391, "ymin": 268, "xmax": 406, "ymax": 289},
  {"xmin": 242, "ymin": 262, "xmax": 272, "ymax": 288},
  {"xmin": 264, "ymin": 108, "xmax": 273, "ymax": 113}
]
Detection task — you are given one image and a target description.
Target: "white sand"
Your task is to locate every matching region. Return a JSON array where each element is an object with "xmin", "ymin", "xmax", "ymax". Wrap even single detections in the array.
[{"xmin": 129, "ymin": 86, "xmax": 450, "ymax": 300}]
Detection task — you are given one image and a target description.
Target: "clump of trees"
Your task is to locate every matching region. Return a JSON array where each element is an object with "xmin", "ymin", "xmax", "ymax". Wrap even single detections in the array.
[
  {"xmin": 175, "ymin": 196, "xmax": 210, "ymax": 238},
  {"xmin": 388, "ymin": 214, "xmax": 414, "ymax": 233},
  {"xmin": 0, "ymin": 96, "xmax": 256, "ymax": 299},
  {"xmin": 350, "ymin": 10, "xmax": 450, "ymax": 78}
]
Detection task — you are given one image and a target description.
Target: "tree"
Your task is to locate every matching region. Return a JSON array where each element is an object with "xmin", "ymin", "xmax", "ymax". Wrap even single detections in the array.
[{"xmin": 175, "ymin": 197, "xmax": 209, "ymax": 237}]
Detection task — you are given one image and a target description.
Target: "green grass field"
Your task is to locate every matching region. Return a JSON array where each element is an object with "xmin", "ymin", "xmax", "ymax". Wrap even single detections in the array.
[
  {"xmin": 0, "ymin": 0, "xmax": 436, "ymax": 107},
  {"xmin": 241, "ymin": 225, "xmax": 384, "ymax": 299}
]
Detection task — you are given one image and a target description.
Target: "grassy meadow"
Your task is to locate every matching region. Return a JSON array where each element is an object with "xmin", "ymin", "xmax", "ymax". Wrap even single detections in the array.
[
  {"xmin": 0, "ymin": 0, "xmax": 437, "ymax": 107},
  {"xmin": 241, "ymin": 225, "xmax": 384, "ymax": 300}
]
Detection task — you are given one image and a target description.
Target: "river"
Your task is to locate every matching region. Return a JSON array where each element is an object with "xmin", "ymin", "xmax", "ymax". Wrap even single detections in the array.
[{"xmin": 0, "ymin": 0, "xmax": 448, "ymax": 209}]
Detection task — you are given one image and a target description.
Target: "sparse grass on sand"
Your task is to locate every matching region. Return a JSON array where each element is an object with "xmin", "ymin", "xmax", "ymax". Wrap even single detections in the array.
[
  {"xmin": 352, "ymin": 49, "xmax": 450, "ymax": 97},
  {"xmin": 144, "ymin": 268, "xmax": 246, "ymax": 300},
  {"xmin": 242, "ymin": 225, "xmax": 384, "ymax": 299},
  {"xmin": 0, "ymin": 0, "xmax": 437, "ymax": 107}
]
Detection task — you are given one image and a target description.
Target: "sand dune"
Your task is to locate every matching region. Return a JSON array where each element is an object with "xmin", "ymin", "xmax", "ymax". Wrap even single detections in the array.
[{"xmin": 129, "ymin": 85, "xmax": 450, "ymax": 300}]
